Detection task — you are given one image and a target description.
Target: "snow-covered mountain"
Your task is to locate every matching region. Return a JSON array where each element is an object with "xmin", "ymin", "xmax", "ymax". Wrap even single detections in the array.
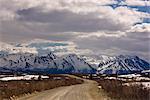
[
  {"xmin": 0, "ymin": 52, "xmax": 149, "ymax": 74},
  {"xmin": 62, "ymin": 54, "xmax": 96, "ymax": 73},
  {"xmin": 0, "ymin": 52, "xmax": 96, "ymax": 74},
  {"xmin": 97, "ymin": 55, "xmax": 150, "ymax": 75},
  {"xmin": 0, "ymin": 41, "xmax": 150, "ymax": 74}
]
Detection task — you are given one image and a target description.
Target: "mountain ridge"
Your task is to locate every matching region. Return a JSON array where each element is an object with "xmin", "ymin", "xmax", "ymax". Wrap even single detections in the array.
[
  {"xmin": 0, "ymin": 52, "xmax": 96, "ymax": 74},
  {"xmin": 97, "ymin": 55, "xmax": 150, "ymax": 75},
  {"xmin": 0, "ymin": 52, "xmax": 149, "ymax": 74}
]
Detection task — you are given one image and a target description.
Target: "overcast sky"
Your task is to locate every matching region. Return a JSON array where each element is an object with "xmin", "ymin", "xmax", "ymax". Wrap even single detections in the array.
[{"xmin": 0, "ymin": 0, "xmax": 150, "ymax": 60}]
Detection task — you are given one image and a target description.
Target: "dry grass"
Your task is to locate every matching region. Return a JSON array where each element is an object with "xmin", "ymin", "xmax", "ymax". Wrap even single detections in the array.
[
  {"xmin": 89, "ymin": 81, "xmax": 111, "ymax": 100},
  {"xmin": 95, "ymin": 79, "xmax": 150, "ymax": 100},
  {"xmin": 0, "ymin": 75, "xmax": 83, "ymax": 100}
]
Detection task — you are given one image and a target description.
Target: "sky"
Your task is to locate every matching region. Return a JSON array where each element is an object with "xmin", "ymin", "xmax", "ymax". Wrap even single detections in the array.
[{"xmin": 0, "ymin": 0, "xmax": 150, "ymax": 60}]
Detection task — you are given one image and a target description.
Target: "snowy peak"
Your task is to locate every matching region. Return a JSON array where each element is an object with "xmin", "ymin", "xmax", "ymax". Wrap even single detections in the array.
[
  {"xmin": 0, "ymin": 52, "xmax": 149, "ymax": 74},
  {"xmin": 63, "ymin": 54, "xmax": 95, "ymax": 73},
  {"xmin": 0, "ymin": 53, "xmax": 96, "ymax": 74},
  {"xmin": 47, "ymin": 52, "xmax": 57, "ymax": 60},
  {"xmin": 97, "ymin": 55, "xmax": 150, "ymax": 75}
]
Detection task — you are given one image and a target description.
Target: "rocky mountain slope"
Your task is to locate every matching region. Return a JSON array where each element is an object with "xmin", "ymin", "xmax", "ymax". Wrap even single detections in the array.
[
  {"xmin": 97, "ymin": 55, "xmax": 150, "ymax": 75},
  {"xmin": 0, "ymin": 41, "xmax": 149, "ymax": 75},
  {"xmin": 0, "ymin": 53, "xmax": 96, "ymax": 74}
]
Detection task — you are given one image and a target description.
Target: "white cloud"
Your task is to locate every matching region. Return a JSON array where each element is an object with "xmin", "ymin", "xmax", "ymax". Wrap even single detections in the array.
[
  {"xmin": 0, "ymin": 37, "xmax": 94, "ymax": 56},
  {"xmin": 0, "ymin": 0, "xmax": 149, "ymax": 60},
  {"xmin": 0, "ymin": 0, "xmax": 148, "ymax": 30},
  {"xmin": 0, "ymin": 41, "xmax": 38, "ymax": 54},
  {"xmin": 0, "ymin": 9, "xmax": 16, "ymax": 21},
  {"xmin": 129, "ymin": 23, "xmax": 150, "ymax": 32},
  {"xmin": 125, "ymin": 0, "xmax": 150, "ymax": 6},
  {"xmin": 77, "ymin": 31, "xmax": 126, "ymax": 38},
  {"xmin": 19, "ymin": 39, "xmax": 93, "ymax": 56}
]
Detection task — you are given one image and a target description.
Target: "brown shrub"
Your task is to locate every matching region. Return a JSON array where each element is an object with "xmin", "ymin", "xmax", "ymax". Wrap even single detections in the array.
[
  {"xmin": 95, "ymin": 79, "xmax": 150, "ymax": 100},
  {"xmin": 0, "ymin": 75, "xmax": 83, "ymax": 99}
]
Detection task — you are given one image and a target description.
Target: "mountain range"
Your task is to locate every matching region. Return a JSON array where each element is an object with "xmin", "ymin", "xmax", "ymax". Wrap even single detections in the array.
[
  {"xmin": 0, "ymin": 40, "xmax": 150, "ymax": 75},
  {"xmin": 97, "ymin": 55, "xmax": 150, "ymax": 75},
  {"xmin": 0, "ymin": 53, "xmax": 96, "ymax": 74},
  {"xmin": 0, "ymin": 52, "xmax": 149, "ymax": 75}
]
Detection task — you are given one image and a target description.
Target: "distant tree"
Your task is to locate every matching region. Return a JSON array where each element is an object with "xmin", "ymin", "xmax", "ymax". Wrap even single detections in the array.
[
  {"xmin": 38, "ymin": 75, "xmax": 42, "ymax": 80},
  {"xmin": 89, "ymin": 74, "xmax": 93, "ymax": 80}
]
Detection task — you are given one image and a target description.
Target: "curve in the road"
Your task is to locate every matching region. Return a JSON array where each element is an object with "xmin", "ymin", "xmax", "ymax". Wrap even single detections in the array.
[{"xmin": 17, "ymin": 76, "xmax": 110, "ymax": 100}]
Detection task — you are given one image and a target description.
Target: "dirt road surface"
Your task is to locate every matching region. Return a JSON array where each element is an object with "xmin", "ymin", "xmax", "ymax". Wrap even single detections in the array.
[{"xmin": 17, "ymin": 75, "xmax": 110, "ymax": 100}]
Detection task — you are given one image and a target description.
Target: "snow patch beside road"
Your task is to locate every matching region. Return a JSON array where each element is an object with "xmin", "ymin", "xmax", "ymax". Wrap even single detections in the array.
[
  {"xmin": 0, "ymin": 75, "xmax": 49, "ymax": 81},
  {"xmin": 124, "ymin": 82, "xmax": 150, "ymax": 89}
]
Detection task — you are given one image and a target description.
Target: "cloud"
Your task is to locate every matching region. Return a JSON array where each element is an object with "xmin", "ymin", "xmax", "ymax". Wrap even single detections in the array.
[
  {"xmin": 74, "ymin": 23, "xmax": 150, "ymax": 60},
  {"xmin": 77, "ymin": 31, "xmax": 126, "ymax": 38},
  {"xmin": 0, "ymin": 41, "xmax": 38, "ymax": 54},
  {"xmin": 0, "ymin": 39, "xmax": 93, "ymax": 56},
  {"xmin": 125, "ymin": 0, "xmax": 150, "ymax": 6},
  {"xmin": 17, "ymin": 8, "xmax": 130, "ymax": 32},
  {"xmin": 1, "ymin": 1, "xmax": 147, "ymax": 38},
  {"xmin": 0, "ymin": 0, "xmax": 149, "ymax": 60},
  {"xmin": 75, "ymin": 35, "xmax": 149, "ymax": 60}
]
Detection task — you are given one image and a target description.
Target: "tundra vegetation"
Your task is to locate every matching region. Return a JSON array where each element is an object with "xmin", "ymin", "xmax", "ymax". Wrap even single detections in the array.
[
  {"xmin": 95, "ymin": 78, "xmax": 150, "ymax": 100},
  {"xmin": 0, "ymin": 74, "xmax": 83, "ymax": 100}
]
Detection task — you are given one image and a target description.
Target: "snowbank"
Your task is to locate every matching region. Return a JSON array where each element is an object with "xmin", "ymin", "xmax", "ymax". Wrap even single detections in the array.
[{"xmin": 0, "ymin": 75, "xmax": 49, "ymax": 81}]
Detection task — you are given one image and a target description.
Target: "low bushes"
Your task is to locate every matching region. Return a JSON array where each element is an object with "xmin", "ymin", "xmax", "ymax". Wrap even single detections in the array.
[
  {"xmin": 95, "ymin": 79, "xmax": 150, "ymax": 100},
  {"xmin": 0, "ymin": 75, "xmax": 83, "ymax": 99}
]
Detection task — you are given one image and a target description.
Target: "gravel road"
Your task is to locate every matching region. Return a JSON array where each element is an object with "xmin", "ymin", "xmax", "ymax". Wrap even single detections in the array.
[{"xmin": 17, "ymin": 75, "xmax": 110, "ymax": 100}]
